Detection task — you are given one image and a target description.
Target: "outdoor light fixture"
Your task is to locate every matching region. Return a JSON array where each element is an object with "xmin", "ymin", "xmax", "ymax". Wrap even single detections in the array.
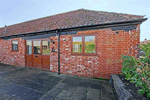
[
  {"xmin": 51, "ymin": 47, "xmax": 57, "ymax": 52},
  {"xmin": 50, "ymin": 39, "xmax": 55, "ymax": 44},
  {"xmin": 116, "ymin": 31, "xmax": 119, "ymax": 34}
]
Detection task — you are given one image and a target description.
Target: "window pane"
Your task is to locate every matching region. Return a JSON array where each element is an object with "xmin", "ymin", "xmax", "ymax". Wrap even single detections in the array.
[
  {"xmin": 42, "ymin": 40, "xmax": 50, "ymax": 55},
  {"xmin": 33, "ymin": 41, "xmax": 41, "ymax": 54},
  {"xmin": 12, "ymin": 41, "xmax": 18, "ymax": 50},
  {"xmin": 12, "ymin": 44, "xmax": 18, "ymax": 50},
  {"xmin": 12, "ymin": 41, "xmax": 18, "ymax": 44},
  {"xmin": 73, "ymin": 37, "xmax": 82, "ymax": 53},
  {"xmin": 85, "ymin": 36, "xmax": 95, "ymax": 53},
  {"xmin": 26, "ymin": 40, "xmax": 32, "ymax": 54}
]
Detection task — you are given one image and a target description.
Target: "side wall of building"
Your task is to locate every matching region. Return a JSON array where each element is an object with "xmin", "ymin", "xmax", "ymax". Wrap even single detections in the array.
[
  {"xmin": 50, "ymin": 24, "xmax": 140, "ymax": 79},
  {"xmin": 0, "ymin": 24, "xmax": 140, "ymax": 79}
]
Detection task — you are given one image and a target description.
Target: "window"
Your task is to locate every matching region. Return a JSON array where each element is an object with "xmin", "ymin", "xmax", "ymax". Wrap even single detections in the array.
[
  {"xmin": 73, "ymin": 37, "xmax": 82, "ymax": 53},
  {"xmin": 71, "ymin": 34, "xmax": 97, "ymax": 55},
  {"xmin": 26, "ymin": 40, "xmax": 32, "ymax": 54},
  {"xmin": 85, "ymin": 36, "xmax": 96, "ymax": 53},
  {"xmin": 12, "ymin": 40, "xmax": 18, "ymax": 51},
  {"xmin": 42, "ymin": 40, "xmax": 50, "ymax": 55},
  {"xmin": 33, "ymin": 41, "xmax": 41, "ymax": 54}
]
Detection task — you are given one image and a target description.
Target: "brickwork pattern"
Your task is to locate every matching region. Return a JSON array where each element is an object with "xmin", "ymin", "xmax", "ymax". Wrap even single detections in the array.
[
  {"xmin": 50, "ymin": 36, "xmax": 58, "ymax": 72},
  {"xmin": 0, "ymin": 25, "xmax": 140, "ymax": 79},
  {"xmin": 0, "ymin": 38, "xmax": 25, "ymax": 67},
  {"xmin": 57, "ymin": 25, "xmax": 140, "ymax": 79}
]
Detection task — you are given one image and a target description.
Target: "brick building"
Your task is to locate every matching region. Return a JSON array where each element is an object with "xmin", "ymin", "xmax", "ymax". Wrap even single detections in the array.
[{"xmin": 0, "ymin": 9, "xmax": 147, "ymax": 79}]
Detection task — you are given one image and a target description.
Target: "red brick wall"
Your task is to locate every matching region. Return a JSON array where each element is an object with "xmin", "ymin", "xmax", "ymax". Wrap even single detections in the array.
[
  {"xmin": 50, "ymin": 24, "xmax": 140, "ymax": 79},
  {"xmin": 0, "ymin": 38, "xmax": 25, "ymax": 66},
  {"xmin": 50, "ymin": 36, "xmax": 58, "ymax": 72},
  {"xmin": 0, "ymin": 24, "xmax": 140, "ymax": 79}
]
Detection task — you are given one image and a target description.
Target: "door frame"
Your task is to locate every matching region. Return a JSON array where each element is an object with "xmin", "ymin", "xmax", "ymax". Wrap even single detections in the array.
[
  {"xmin": 25, "ymin": 38, "xmax": 50, "ymax": 69},
  {"xmin": 25, "ymin": 39, "xmax": 33, "ymax": 67}
]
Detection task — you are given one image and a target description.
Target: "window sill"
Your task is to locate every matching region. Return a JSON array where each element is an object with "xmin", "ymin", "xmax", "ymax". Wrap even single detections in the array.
[
  {"xmin": 71, "ymin": 54, "xmax": 97, "ymax": 56},
  {"xmin": 11, "ymin": 50, "xmax": 18, "ymax": 52}
]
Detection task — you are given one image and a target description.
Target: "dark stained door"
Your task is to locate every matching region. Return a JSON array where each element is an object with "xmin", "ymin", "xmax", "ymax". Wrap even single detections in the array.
[
  {"xmin": 33, "ymin": 40, "xmax": 42, "ymax": 68},
  {"xmin": 25, "ymin": 40, "xmax": 33, "ymax": 67},
  {"xmin": 41, "ymin": 39, "xmax": 50, "ymax": 70}
]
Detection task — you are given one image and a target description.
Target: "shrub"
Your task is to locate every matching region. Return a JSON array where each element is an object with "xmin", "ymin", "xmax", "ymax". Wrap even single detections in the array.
[{"xmin": 121, "ymin": 43, "xmax": 150, "ymax": 98}]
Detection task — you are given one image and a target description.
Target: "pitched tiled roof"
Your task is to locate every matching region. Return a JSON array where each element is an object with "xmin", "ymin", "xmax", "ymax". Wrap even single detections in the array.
[
  {"xmin": 0, "ymin": 9, "xmax": 145, "ymax": 37},
  {"xmin": 140, "ymin": 40, "xmax": 150, "ymax": 45}
]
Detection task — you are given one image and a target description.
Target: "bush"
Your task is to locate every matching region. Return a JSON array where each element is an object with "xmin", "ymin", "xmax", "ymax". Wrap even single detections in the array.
[{"xmin": 121, "ymin": 43, "xmax": 150, "ymax": 98}]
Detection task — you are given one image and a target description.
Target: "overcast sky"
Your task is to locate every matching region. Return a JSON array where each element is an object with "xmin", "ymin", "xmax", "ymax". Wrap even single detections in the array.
[{"xmin": 0, "ymin": 0, "xmax": 149, "ymax": 41}]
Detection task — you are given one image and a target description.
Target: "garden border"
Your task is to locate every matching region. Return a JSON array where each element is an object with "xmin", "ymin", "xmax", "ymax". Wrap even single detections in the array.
[{"xmin": 110, "ymin": 74, "xmax": 133, "ymax": 100}]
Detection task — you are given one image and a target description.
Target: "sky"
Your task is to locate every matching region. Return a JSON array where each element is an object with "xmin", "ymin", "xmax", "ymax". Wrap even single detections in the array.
[{"xmin": 0, "ymin": 0, "xmax": 149, "ymax": 41}]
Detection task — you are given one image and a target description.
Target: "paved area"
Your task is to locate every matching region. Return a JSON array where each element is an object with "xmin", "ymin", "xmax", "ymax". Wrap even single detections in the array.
[{"xmin": 0, "ymin": 64, "xmax": 116, "ymax": 100}]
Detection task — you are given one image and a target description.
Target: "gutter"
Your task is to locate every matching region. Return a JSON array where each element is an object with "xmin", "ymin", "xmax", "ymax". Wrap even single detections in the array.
[
  {"xmin": 60, "ymin": 18, "xmax": 147, "ymax": 32},
  {"xmin": 0, "ymin": 18, "xmax": 147, "ymax": 39}
]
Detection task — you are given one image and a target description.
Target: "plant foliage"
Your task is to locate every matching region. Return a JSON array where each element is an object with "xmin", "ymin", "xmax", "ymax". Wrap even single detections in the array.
[{"xmin": 121, "ymin": 43, "xmax": 150, "ymax": 98}]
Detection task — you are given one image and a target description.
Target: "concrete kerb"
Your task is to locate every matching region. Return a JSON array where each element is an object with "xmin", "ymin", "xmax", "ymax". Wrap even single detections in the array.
[{"xmin": 110, "ymin": 74, "xmax": 133, "ymax": 100}]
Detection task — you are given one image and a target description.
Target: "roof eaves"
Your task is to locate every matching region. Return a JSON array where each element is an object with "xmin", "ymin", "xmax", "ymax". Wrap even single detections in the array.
[{"xmin": 0, "ymin": 18, "xmax": 148, "ymax": 39}]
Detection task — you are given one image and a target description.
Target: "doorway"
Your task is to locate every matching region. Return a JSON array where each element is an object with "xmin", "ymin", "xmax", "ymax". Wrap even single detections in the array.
[{"xmin": 25, "ymin": 38, "xmax": 50, "ymax": 70}]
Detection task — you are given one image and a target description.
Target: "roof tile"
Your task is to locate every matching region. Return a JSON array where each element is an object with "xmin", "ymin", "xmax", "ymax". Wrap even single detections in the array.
[{"xmin": 0, "ymin": 9, "xmax": 144, "ymax": 37}]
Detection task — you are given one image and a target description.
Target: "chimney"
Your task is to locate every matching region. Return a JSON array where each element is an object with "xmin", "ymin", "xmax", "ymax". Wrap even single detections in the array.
[{"xmin": 4, "ymin": 25, "xmax": 7, "ymax": 33}]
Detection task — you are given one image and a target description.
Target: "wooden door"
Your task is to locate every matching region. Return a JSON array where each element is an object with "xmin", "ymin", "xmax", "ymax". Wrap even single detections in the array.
[
  {"xmin": 25, "ymin": 38, "xmax": 50, "ymax": 70},
  {"xmin": 25, "ymin": 40, "xmax": 33, "ymax": 67},
  {"xmin": 41, "ymin": 39, "xmax": 50, "ymax": 70},
  {"xmin": 33, "ymin": 39, "xmax": 42, "ymax": 68}
]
